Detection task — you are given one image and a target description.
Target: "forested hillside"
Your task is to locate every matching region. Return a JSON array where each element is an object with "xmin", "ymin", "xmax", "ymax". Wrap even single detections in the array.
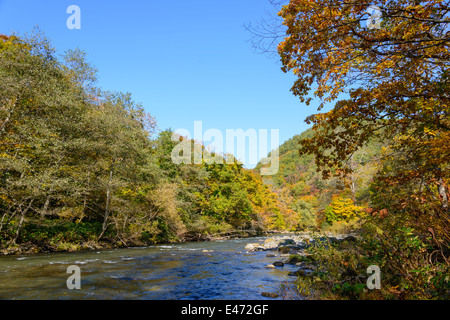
[
  {"xmin": 0, "ymin": 33, "xmax": 285, "ymax": 254},
  {"xmin": 256, "ymin": 128, "xmax": 385, "ymax": 232}
]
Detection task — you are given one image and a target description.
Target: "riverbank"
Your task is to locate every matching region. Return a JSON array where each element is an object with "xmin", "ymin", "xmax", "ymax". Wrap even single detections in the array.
[
  {"xmin": 237, "ymin": 232, "xmax": 360, "ymax": 299},
  {"xmin": 0, "ymin": 226, "xmax": 292, "ymax": 256}
]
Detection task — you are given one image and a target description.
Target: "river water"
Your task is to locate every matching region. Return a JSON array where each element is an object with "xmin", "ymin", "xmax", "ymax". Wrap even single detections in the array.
[{"xmin": 0, "ymin": 236, "xmax": 299, "ymax": 300}]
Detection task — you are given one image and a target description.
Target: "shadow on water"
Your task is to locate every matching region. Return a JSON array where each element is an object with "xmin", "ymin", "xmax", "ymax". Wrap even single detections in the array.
[{"xmin": 0, "ymin": 236, "xmax": 298, "ymax": 300}]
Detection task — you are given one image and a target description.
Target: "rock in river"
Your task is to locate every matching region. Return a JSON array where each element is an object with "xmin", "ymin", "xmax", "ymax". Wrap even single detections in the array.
[
  {"xmin": 263, "ymin": 238, "xmax": 278, "ymax": 249},
  {"xmin": 278, "ymin": 239, "xmax": 296, "ymax": 246},
  {"xmin": 288, "ymin": 269, "xmax": 307, "ymax": 277},
  {"xmin": 244, "ymin": 243, "xmax": 260, "ymax": 251},
  {"xmin": 261, "ymin": 292, "xmax": 279, "ymax": 298},
  {"xmin": 285, "ymin": 255, "xmax": 306, "ymax": 265}
]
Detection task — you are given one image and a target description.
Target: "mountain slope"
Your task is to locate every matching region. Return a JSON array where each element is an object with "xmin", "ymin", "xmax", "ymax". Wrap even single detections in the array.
[{"xmin": 255, "ymin": 128, "xmax": 384, "ymax": 231}]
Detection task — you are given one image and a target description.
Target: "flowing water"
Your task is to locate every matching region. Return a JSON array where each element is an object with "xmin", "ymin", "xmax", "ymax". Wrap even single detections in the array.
[{"xmin": 0, "ymin": 236, "xmax": 299, "ymax": 300}]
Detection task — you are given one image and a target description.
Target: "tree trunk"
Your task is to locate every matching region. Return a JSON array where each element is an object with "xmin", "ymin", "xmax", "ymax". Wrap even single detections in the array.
[
  {"xmin": 41, "ymin": 194, "xmax": 52, "ymax": 218},
  {"xmin": 350, "ymin": 170, "xmax": 356, "ymax": 202},
  {"xmin": 348, "ymin": 154, "xmax": 357, "ymax": 202},
  {"xmin": 12, "ymin": 199, "xmax": 33, "ymax": 244},
  {"xmin": 98, "ymin": 159, "xmax": 115, "ymax": 240},
  {"xmin": 1, "ymin": 200, "xmax": 27, "ymax": 232},
  {"xmin": 0, "ymin": 204, "xmax": 16, "ymax": 232},
  {"xmin": 438, "ymin": 177, "xmax": 448, "ymax": 210},
  {"xmin": 79, "ymin": 194, "xmax": 87, "ymax": 223}
]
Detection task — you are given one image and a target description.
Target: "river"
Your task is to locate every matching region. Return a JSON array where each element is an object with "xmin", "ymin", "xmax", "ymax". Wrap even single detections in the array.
[{"xmin": 0, "ymin": 235, "xmax": 300, "ymax": 300}]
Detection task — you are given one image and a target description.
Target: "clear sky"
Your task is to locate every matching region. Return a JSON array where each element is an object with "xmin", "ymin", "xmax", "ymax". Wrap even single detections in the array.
[{"xmin": 0, "ymin": 0, "xmax": 332, "ymax": 168}]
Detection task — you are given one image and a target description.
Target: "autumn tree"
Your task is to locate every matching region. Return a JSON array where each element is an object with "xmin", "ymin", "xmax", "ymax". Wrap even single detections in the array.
[
  {"xmin": 277, "ymin": 3, "xmax": 448, "ymax": 199},
  {"xmin": 324, "ymin": 195, "xmax": 365, "ymax": 223},
  {"xmin": 276, "ymin": 0, "xmax": 448, "ymax": 172},
  {"xmin": 275, "ymin": 0, "xmax": 449, "ymax": 287},
  {"xmin": 0, "ymin": 32, "xmax": 93, "ymax": 242}
]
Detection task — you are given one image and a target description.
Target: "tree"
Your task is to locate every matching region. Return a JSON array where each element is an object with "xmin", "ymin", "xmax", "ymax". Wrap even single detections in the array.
[
  {"xmin": 324, "ymin": 195, "xmax": 364, "ymax": 223},
  {"xmin": 0, "ymin": 32, "xmax": 93, "ymax": 240},
  {"xmin": 276, "ymin": 0, "xmax": 449, "ymax": 271},
  {"xmin": 276, "ymin": 0, "xmax": 448, "ymax": 176},
  {"xmin": 86, "ymin": 91, "xmax": 157, "ymax": 240}
]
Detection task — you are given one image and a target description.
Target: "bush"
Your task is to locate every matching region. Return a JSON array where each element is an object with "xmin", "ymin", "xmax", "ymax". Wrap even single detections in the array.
[
  {"xmin": 286, "ymin": 224, "xmax": 450, "ymax": 300},
  {"xmin": 14, "ymin": 220, "xmax": 102, "ymax": 247},
  {"xmin": 185, "ymin": 215, "xmax": 233, "ymax": 237},
  {"xmin": 321, "ymin": 219, "xmax": 363, "ymax": 234}
]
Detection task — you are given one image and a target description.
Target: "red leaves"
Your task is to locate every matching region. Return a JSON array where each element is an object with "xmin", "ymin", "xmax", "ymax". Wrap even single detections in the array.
[
  {"xmin": 367, "ymin": 207, "xmax": 389, "ymax": 219},
  {"xmin": 379, "ymin": 209, "xmax": 389, "ymax": 219}
]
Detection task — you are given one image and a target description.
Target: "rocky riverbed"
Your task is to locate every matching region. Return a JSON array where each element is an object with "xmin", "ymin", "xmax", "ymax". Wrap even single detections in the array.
[
  {"xmin": 242, "ymin": 232, "xmax": 359, "ymax": 298},
  {"xmin": 0, "ymin": 234, "xmax": 330, "ymax": 300}
]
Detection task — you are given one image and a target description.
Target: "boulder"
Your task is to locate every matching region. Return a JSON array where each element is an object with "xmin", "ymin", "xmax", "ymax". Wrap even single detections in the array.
[
  {"xmin": 273, "ymin": 261, "xmax": 284, "ymax": 267},
  {"xmin": 263, "ymin": 238, "xmax": 278, "ymax": 249},
  {"xmin": 327, "ymin": 237, "xmax": 339, "ymax": 244},
  {"xmin": 299, "ymin": 263, "xmax": 316, "ymax": 270},
  {"xmin": 244, "ymin": 243, "xmax": 260, "ymax": 251},
  {"xmin": 278, "ymin": 239, "xmax": 296, "ymax": 246},
  {"xmin": 285, "ymin": 254, "xmax": 306, "ymax": 265},
  {"xmin": 342, "ymin": 235, "xmax": 357, "ymax": 242},
  {"xmin": 277, "ymin": 245, "xmax": 292, "ymax": 254},
  {"xmin": 288, "ymin": 269, "xmax": 306, "ymax": 277},
  {"xmin": 261, "ymin": 292, "xmax": 279, "ymax": 298},
  {"xmin": 265, "ymin": 264, "xmax": 275, "ymax": 268},
  {"xmin": 277, "ymin": 244, "xmax": 302, "ymax": 254}
]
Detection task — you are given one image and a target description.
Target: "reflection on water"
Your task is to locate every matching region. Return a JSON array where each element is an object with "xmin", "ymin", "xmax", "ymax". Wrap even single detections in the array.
[{"xmin": 0, "ymin": 237, "xmax": 298, "ymax": 300}]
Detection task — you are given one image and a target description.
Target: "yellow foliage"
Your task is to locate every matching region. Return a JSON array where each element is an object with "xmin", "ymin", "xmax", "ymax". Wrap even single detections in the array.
[{"xmin": 325, "ymin": 195, "xmax": 365, "ymax": 222}]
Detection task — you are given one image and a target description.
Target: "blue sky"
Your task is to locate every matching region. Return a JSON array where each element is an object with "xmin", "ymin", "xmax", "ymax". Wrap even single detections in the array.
[{"xmin": 0, "ymin": 0, "xmax": 331, "ymax": 168}]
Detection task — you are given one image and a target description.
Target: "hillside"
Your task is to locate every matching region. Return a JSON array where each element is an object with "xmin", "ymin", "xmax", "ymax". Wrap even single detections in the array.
[{"xmin": 255, "ymin": 128, "xmax": 385, "ymax": 231}]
